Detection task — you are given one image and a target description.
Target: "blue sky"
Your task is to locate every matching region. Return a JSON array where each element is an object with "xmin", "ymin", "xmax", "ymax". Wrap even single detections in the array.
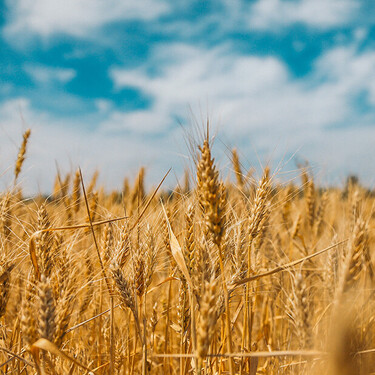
[{"xmin": 1, "ymin": 0, "xmax": 375, "ymax": 193}]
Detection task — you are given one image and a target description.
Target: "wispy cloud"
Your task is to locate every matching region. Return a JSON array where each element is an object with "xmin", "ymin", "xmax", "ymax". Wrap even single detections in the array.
[
  {"xmin": 248, "ymin": 0, "xmax": 359, "ymax": 31},
  {"xmin": 24, "ymin": 64, "xmax": 76, "ymax": 85},
  {"xmin": 4, "ymin": 0, "xmax": 170, "ymax": 40},
  {"xmin": 110, "ymin": 42, "xmax": 372, "ymax": 135},
  {"xmin": 108, "ymin": 41, "xmax": 375, "ymax": 184}
]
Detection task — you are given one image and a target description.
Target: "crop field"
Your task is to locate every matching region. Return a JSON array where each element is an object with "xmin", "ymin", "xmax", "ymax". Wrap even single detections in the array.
[{"xmin": 0, "ymin": 127, "xmax": 374, "ymax": 374}]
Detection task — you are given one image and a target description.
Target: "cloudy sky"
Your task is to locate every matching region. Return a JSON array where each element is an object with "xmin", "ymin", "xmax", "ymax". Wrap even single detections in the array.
[{"xmin": 1, "ymin": 0, "xmax": 375, "ymax": 194}]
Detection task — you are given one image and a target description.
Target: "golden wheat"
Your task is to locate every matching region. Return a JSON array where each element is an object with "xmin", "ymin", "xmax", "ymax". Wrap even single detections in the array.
[{"xmin": 0, "ymin": 128, "xmax": 374, "ymax": 374}]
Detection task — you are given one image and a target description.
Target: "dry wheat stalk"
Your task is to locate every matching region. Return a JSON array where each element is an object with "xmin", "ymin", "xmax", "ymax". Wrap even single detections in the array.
[
  {"xmin": 232, "ymin": 148, "xmax": 244, "ymax": 190},
  {"xmin": 305, "ymin": 179, "xmax": 316, "ymax": 229},
  {"xmin": 118, "ymin": 223, "xmax": 131, "ymax": 268},
  {"xmin": 0, "ymin": 264, "xmax": 12, "ymax": 318},
  {"xmin": 0, "ymin": 193, "xmax": 12, "ymax": 240},
  {"xmin": 38, "ymin": 275, "xmax": 56, "ymax": 342},
  {"xmin": 72, "ymin": 168, "xmax": 81, "ymax": 214},
  {"xmin": 342, "ymin": 217, "xmax": 368, "ymax": 293},
  {"xmin": 14, "ymin": 128, "xmax": 31, "ymax": 181},
  {"xmin": 248, "ymin": 167, "xmax": 271, "ymax": 246},
  {"xmin": 102, "ymin": 221, "xmax": 114, "ymax": 266},
  {"xmin": 21, "ymin": 280, "xmax": 38, "ymax": 348},
  {"xmin": 36, "ymin": 203, "xmax": 54, "ymax": 277},
  {"xmin": 197, "ymin": 139, "xmax": 226, "ymax": 248},
  {"xmin": 197, "ymin": 277, "xmax": 220, "ymax": 372},
  {"xmin": 184, "ymin": 204, "xmax": 195, "ymax": 273},
  {"xmin": 111, "ymin": 263, "xmax": 136, "ymax": 315}
]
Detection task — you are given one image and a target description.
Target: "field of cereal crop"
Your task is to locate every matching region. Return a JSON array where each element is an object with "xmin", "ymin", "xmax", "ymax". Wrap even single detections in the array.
[{"xmin": 0, "ymin": 127, "xmax": 374, "ymax": 374}]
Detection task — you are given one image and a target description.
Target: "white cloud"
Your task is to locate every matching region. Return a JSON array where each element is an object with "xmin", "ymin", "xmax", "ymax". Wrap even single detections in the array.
[
  {"xmin": 3, "ymin": 41, "xmax": 375, "ymax": 194},
  {"xmin": 248, "ymin": 0, "xmax": 359, "ymax": 31},
  {"xmin": 95, "ymin": 99, "xmax": 113, "ymax": 113},
  {"xmin": 353, "ymin": 27, "xmax": 368, "ymax": 43},
  {"xmin": 101, "ymin": 107, "xmax": 170, "ymax": 133},
  {"xmin": 3, "ymin": 42, "xmax": 375, "ymax": 192},
  {"xmin": 0, "ymin": 98, "xmax": 183, "ymax": 195},
  {"xmin": 4, "ymin": 0, "xmax": 170, "ymax": 39},
  {"xmin": 108, "ymin": 42, "xmax": 375, "ymax": 185},
  {"xmin": 110, "ymin": 44, "xmax": 291, "ymax": 134},
  {"xmin": 314, "ymin": 46, "xmax": 375, "ymax": 104},
  {"xmin": 109, "ymin": 43, "xmax": 346, "ymax": 136},
  {"xmin": 24, "ymin": 64, "xmax": 76, "ymax": 84}
]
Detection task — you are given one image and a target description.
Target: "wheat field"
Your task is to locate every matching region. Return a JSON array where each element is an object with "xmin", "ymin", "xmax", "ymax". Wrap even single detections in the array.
[{"xmin": 0, "ymin": 127, "xmax": 374, "ymax": 374}]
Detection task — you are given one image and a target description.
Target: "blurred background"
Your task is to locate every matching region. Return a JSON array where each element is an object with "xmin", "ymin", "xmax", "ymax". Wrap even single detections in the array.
[{"xmin": 1, "ymin": 0, "xmax": 375, "ymax": 194}]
